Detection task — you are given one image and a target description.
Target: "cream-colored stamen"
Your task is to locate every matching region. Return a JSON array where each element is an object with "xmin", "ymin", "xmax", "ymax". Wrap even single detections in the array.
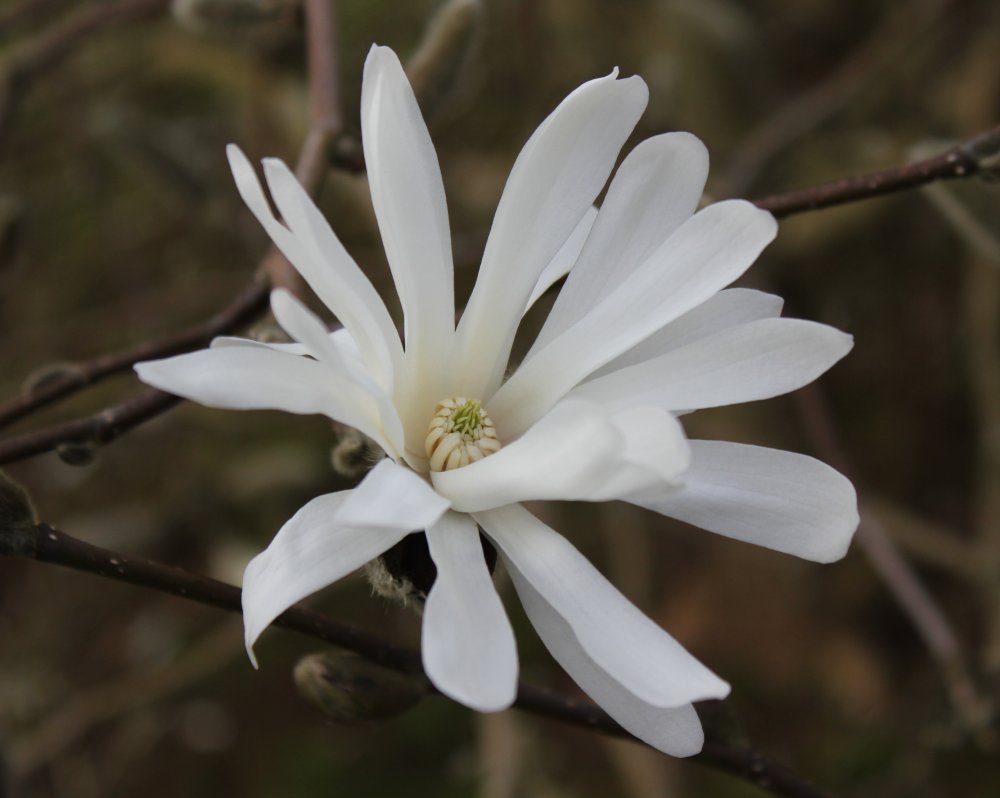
[{"xmin": 425, "ymin": 397, "xmax": 501, "ymax": 472}]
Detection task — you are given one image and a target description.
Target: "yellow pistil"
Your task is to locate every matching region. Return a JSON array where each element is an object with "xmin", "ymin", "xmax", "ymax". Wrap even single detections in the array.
[{"xmin": 425, "ymin": 397, "xmax": 501, "ymax": 472}]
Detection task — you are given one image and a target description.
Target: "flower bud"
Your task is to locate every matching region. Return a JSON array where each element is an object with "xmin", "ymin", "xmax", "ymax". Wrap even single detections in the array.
[
  {"xmin": 55, "ymin": 441, "xmax": 98, "ymax": 467},
  {"xmin": 293, "ymin": 651, "xmax": 426, "ymax": 725},
  {"xmin": 21, "ymin": 362, "xmax": 83, "ymax": 396},
  {"xmin": 0, "ymin": 470, "xmax": 36, "ymax": 555}
]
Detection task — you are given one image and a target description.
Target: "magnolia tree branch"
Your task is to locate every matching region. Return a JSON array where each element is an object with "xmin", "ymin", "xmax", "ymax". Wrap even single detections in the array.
[
  {"xmin": 793, "ymin": 383, "xmax": 991, "ymax": 735},
  {"xmin": 0, "ymin": 521, "xmax": 831, "ymax": 798},
  {"xmin": 756, "ymin": 125, "xmax": 1000, "ymax": 218},
  {"xmin": 0, "ymin": 389, "xmax": 179, "ymax": 466},
  {"xmin": 0, "ymin": 279, "xmax": 269, "ymax": 432}
]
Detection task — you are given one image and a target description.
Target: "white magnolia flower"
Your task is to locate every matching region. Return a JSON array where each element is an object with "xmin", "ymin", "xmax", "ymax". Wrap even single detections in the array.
[{"xmin": 136, "ymin": 45, "xmax": 859, "ymax": 756}]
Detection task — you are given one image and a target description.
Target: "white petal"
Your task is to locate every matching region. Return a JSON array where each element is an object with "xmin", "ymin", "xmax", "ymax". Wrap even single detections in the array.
[
  {"xmin": 610, "ymin": 406, "xmax": 690, "ymax": 485},
  {"xmin": 632, "ymin": 440, "xmax": 859, "ymax": 562},
  {"xmin": 226, "ymin": 146, "xmax": 402, "ymax": 388},
  {"xmin": 573, "ymin": 318, "xmax": 853, "ymax": 413},
  {"xmin": 534, "ymin": 132, "xmax": 709, "ymax": 351},
  {"xmin": 422, "ymin": 512, "xmax": 518, "ymax": 711},
  {"xmin": 241, "ymin": 490, "xmax": 413, "ymax": 665},
  {"xmin": 508, "ymin": 561, "xmax": 704, "ymax": 756},
  {"xmin": 452, "ymin": 69, "xmax": 649, "ymax": 400},
  {"xmin": 525, "ymin": 206, "xmax": 598, "ymax": 312},
  {"xmin": 338, "ymin": 458, "xmax": 450, "ymax": 529},
  {"xmin": 210, "ymin": 329, "xmax": 368, "ymax": 378},
  {"xmin": 211, "ymin": 335, "xmax": 310, "ymax": 357},
  {"xmin": 491, "ymin": 201, "xmax": 778, "ymax": 439},
  {"xmin": 478, "ymin": 504, "xmax": 729, "ymax": 706},
  {"xmin": 134, "ymin": 346, "xmax": 388, "ymax": 447},
  {"xmin": 592, "ymin": 287, "xmax": 784, "ymax": 378},
  {"xmin": 432, "ymin": 399, "xmax": 670, "ymax": 512},
  {"xmin": 361, "ymin": 45, "xmax": 453, "ymax": 360},
  {"xmin": 271, "ymin": 289, "xmax": 405, "ymax": 456}
]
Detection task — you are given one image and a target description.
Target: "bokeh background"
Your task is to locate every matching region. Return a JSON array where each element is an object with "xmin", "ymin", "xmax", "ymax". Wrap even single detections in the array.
[{"xmin": 2, "ymin": 0, "xmax": 1000, "ymax": 795}]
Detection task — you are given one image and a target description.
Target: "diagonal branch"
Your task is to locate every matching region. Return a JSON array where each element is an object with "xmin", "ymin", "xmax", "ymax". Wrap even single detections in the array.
[
  {"xmin": 0, "ymin": 521, "xmax": 832, "ymax": 798},
  {"xmin": 0, "ymin": 279, "xmax": 269, "ymax": 432},
  {"xmin": 754, "ymin": 125, "xmax": 1000, "ymax": 219}
]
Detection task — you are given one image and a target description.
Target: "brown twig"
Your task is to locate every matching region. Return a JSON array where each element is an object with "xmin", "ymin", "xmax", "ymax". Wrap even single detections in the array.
[
  {"xmin": 793, "ymin": 384, "xmax": 991, "ymax": 736},
  {"xmin": 0, "ymin": 0, "xmax": 171, "ymax": 153},
  {"xmin": 0, "ymin": 521, "xmax": 832, "ymax": 798},
  {"xmin": 0, "ymin": 279, "xmax": 269, "ymax": 432},
  {"xmin": 755, "ymin": 125, "xmax": 1000, "ymax": 219},
  {"xmin": 261, "ymin": 0, "xmax": 345, "ymax": 294},
  {"xmin": 0, "ymin": 388, "xmax": 180, "ymax": 466}
]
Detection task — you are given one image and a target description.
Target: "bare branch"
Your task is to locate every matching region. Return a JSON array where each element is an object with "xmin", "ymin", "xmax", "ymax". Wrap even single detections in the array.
[
  {"xmin": 0, "ymin": 388, "xmax": 179, "ymax": 466},
  {"xmin": 754, "ymin": 125, "xmax": 1000, "ymax": 219},
  {"xmin": 793, "ymin": 384, "xmax": 992, "ymax": 735},
  {"xmin": 0, "ymin": 521, "xmax": 833, "ymax": 798},
  {"xmin": 0, "ymin": 279, "xmax": 269, "ymax": 432}
]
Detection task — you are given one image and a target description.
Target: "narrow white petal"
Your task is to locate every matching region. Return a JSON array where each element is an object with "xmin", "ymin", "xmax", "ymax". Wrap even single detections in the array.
[
  {"xmin": 452, "ymin": 69, "xmax": 649, "ymax": 400},
  {"xmin": 210, "ymin": 329, "xmax": 368, "ymax": 380},
  {"xmin": 592, "ymin": 287, "xmax": 784, "ymax": 378},
  {"xmin": 525, "ymin": 206, "xmax": 598, "ymax": 312},
  {"xmin": 226, "ymin": 146, "xmax": 402, "ymax": 388},
  {"xmin": 632, "ymin": 440, "xmax": 859, "ymax": 562},
  {"xmin": 492, "ymin": 201, "xmax": 778, "ymax": 438},
  {"xmin": 610, "ymin": 407, "xmax": 690, "ymax": 484},
  {"xmin": 361, "ymin": 45, "xmax": 453, "ymax": 360},
  {"xmin": 508, "ymin": 561, "xmax": 704, "ymax": 756},
  {"xmin": 573, "ymin": 318, "xmax": 853, "ymax": 413},
  {"xmin": 135, "ymin": 345, "xmax": 399, "ymax": 454},
  {"xmin": 478, "ymin": 504, "xmax": 729, "ymax": 707},
  {"xmin": 422, "ymin": 512, "xmax": 518, "ymax": 711},
  {"xmin": 338, "ymin": 459, "xmax": 450, "ymax": 529},
  {"xmin": 210, "ymin": 336, "xmax": 309, "ymax": 357},
  {"xmin": 432, "ymin": 399, "xmax": 676, "ymax": 512},
  {"xmin": 241, "ymin": 490, "xmax": 413, "ymax": 665},
  {"xmin": 271, "ymin": 290, "xmax": 405, "ymax": 456},
  {"xmin": 535, "ymin": 132, "xmax": 709, "ymax": 351}
]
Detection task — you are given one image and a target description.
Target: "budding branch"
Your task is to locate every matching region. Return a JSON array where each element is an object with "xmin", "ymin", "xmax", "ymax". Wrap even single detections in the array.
[{"xmin": 0, "ymin": 521, "xmax": 831, "ymax": 798}]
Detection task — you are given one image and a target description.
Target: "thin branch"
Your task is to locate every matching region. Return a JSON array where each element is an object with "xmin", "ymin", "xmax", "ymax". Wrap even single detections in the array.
[
  {"xmin": 0, "ymin": 388, "xmax": 179, "ymax": 466},
  {"xmin": 0, "ymin": 521, "xmax": 832, "ymax": 798},
  {"xmin": 0, "ymin": 279, "xmax": 269, "ymax": 432},
  {"xmin": 793, "ymin": 384, "xmax": 991, "ymax": 735},
  {"xmin": 304, "ymin": 0, "xmax": 343, "ymax": 135},
  {"xmin": 754, "ymin": 125, "xmax": 1000, "ymax": 219},
  {"xmin": 262, "ymin": 0, "xmax": 346, "ymax": 294},
  {"xmin": 0, "ymin": 0, "xmax": 171, "ymax": 153}
]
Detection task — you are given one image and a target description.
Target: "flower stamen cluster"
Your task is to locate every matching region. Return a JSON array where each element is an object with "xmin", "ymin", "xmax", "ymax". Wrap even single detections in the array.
[{"xmin": 426, "ymin": 397, "xmax": 500, "ymax": 471}]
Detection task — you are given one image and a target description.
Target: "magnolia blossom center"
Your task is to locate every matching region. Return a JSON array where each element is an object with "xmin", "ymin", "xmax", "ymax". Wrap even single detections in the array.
[{"xmin": 425, "ymin": 397, "xmax": 501, "ymax": 472}]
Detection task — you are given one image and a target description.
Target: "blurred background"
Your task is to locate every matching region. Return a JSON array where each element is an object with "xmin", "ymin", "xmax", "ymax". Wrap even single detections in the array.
[{"xmin": 1, "ymin": 0, "xmax": 999, "ymax": 795}]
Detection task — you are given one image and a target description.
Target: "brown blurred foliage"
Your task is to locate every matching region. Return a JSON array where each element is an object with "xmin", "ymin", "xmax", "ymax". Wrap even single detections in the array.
[{"xmin": 1, "ymin": 0, "xmax": 999, "ymax": 796}]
